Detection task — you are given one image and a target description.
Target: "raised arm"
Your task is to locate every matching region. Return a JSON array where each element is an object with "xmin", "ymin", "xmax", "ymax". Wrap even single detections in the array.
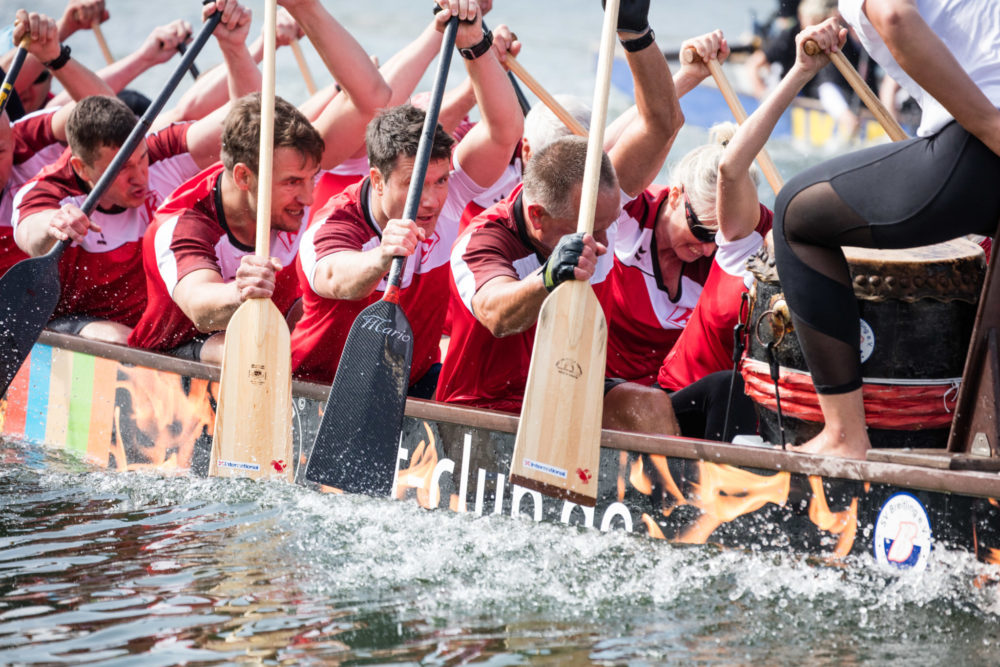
[
  {"xmin": 13, "ymin": 10, "xmax": 114, "ymax": 141},
  {"xmin": 604, "ymin": 0, "xmax": 682, "ymax": 197},
  {"xmin": 55, "ymin": 0, "xmax": 107, "ymax": 42},
  {"xmin": 49, "ymin": 19, "xmax": 193, "ymax": 109},
  {"xmin": 446, "ymin": 7, "xmax": 523, "ymax": 188},
  {"xmin": 865, "ymin": 0, "xmax": 1000, "ymax": 155},
  {"xmin": 377, "ymin": 18, "xmax": 444, "ymax": 107},
  {"xmin": 717, "ymin": 19, "xmax": 845, "ymax": 241},
  {"xmin": 280, "ymin": 0, "xmax": 390, "ymax": 169}
]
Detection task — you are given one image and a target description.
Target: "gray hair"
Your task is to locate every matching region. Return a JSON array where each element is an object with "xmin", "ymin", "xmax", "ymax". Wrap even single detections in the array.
[
  {"xmin": 523, "ymin": 94, "xmax": 591, "ymax": 154},
  {"xmin": 523, "ymin": 136, "xmax": 617, "ymax": 220}
]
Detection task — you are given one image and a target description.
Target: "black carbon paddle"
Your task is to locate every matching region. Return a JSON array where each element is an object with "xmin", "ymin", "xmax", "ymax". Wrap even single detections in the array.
[
  {"xmin": 0, "ymin": 8, "xmax": 222, "ymax": 397},
  {"xmin": 304, "ymin": 16, "xmax": 460, "ymax": 496}
]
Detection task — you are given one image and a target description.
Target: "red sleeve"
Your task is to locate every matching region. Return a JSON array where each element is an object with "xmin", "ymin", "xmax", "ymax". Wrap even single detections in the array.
[
  {"xmin": 463, "ymin": 222, "xmax": 530, "ymax": 292},
  {"xmin": 146, "ymin": 122, "xmax": 192, "ymax": 164},
  {"xmin": 12, "ymin": 158, "xmax": 76, "ymax": 224},
  {"xmin": 169, "ymin": 208, "xmax": 225, "ymax": 281},
  {"xmin": 756, "ymin": 203, "xmax": 774, "ymax": 236},
  {"xmin": 12, "ymin": 110, "xmax": 60, "ymax": 164},
  {"xmin": 312, "ymin": 212, "xmax": 376, "ymax": 260}
]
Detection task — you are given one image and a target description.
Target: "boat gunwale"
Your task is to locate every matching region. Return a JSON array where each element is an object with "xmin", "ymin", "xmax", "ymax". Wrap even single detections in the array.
[{"xmin": 34, "ymin": 331, "xmax": 1000, "ymax": 500}]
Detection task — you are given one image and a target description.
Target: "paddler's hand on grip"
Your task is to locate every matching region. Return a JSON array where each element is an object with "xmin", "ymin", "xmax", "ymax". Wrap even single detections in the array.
[
  {"xmin": 235, "ymin": 255, "xmax": 281, "ymax": 302},
  {"xmin": 48, "ymin": 204, "xmax": 101, "ymax": 245},
  {"xmin": 602, "ymin": 0, "xmax": 650, "ymax": 36},
  {"xmin": 798, "ymin": 18, "xmax": 847, "ymax": 74},
  {"xmin": 433, "ymin": 0, "xmax": 484, "ymax": 48},
  {"xmin": 13, "ymin": 10, "xmax": 60, "ymax": 63},
  {"xmin": 542, "ymin": 232, "xmax": 604, "ymax": 292}
]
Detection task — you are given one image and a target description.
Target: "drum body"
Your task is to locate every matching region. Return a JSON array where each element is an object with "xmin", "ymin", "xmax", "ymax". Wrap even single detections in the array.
[{"xmin": 745, "ymin": 239, "xmax": 985, "ymax": 448}]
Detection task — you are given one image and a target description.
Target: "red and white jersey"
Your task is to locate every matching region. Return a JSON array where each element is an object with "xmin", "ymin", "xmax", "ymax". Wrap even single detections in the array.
[
  {"xmin": 606, "ymin": 190, "xmax": 772, "ymax": 385},
  {"xmin": 291, "ymin": 160, "xmax": 486, "ymax": 385},
  {"xmin": 437, "ymin": 185, "xmax": 618, "ymax": 413},
  {"xmin": 308, "ymin": 155, "xmax": 370, "ymax": 226},
  {"xmin": 656, "ymin": 224, "xmax": 766, "ymax": 391},
  {"xmin": 11, "ymin": 123, "xmax": 197, "ymax": 325},
  {"xmin": 0, "ymin": 108, "xmax": 65, "ymax": 276},
  {"xmin": 128, "ymin": 163, "xmax": 304, "ymax": 351}
]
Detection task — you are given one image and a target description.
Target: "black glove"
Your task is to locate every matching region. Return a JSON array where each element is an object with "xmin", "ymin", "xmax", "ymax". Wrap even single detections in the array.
[
  {"xmin": 542, "ymin": 232, "xmax": 586, "ymax": 292},
  {"xmin": 602, "ymin": 0, "xmax": 650, "ymax": 35}
]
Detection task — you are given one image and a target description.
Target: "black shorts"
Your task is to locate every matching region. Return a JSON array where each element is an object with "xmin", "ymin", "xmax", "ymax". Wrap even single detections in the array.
[
  {"xmin": 47, "ymin": 314, "xmax": 101, "ymax": 336},
  {"xmin": 164, "ymin": 335, "xmax": 211, "ymax": 362}
]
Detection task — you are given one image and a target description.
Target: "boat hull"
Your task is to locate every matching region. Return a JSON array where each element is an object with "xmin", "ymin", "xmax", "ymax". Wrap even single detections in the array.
[{"xmin": 3, "ymin": 332, "xmax": 999, "ymax": 573}]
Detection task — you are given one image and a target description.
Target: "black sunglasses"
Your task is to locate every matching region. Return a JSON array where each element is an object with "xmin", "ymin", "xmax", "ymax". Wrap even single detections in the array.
[
  {"xmin": 33, "ymin": 69, "xmax": 51, "ymax": 86},
  {"xmin": 683, "ymin": 191, "xmax": 717, "ymax": 244}
]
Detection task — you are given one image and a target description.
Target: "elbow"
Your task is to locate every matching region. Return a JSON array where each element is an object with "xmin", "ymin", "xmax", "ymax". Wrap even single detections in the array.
[{"xmin": 356, "ymin": 80, "xmax": 392, "ymax": 116}]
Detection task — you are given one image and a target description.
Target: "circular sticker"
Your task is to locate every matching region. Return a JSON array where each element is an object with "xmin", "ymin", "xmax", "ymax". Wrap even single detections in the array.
[
  {"xmin": 859, "ymin": 318, "xmax": 875, "ymax": 364},
  {"xmin": 873, "ymin": 492, "xmax": 933, "ymax": 571}
]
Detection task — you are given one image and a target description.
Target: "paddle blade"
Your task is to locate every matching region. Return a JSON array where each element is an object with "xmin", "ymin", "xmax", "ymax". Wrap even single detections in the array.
[
  {"xmin": 209, "ymin": 298, "xmax": 294, "ymax": 481},
  {"xmin": 511, "ymin": 281, "xmax": 606, "ymax": 507},
  {"xmin": 0, "ymin": 255, "xmax": 62, "ymax": 395},
  {"xmin": 305, "ymin": 299, "xmax": 413, "ymax": 495}
]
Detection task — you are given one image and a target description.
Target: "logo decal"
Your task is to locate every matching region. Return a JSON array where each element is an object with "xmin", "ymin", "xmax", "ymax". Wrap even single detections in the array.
[
  {"xmin": 859, "ymin": 318, "xmax": 875, "ymax": 364},
  {"xmin": 576, "ymin": 468, "xmax": 592, "ymax": 484},
  {"xmin": 249, "ymin": 363, "xmax": 266, "ymax": 384},
  {"xmin": 555, "ymin": 358, "xmax": 583, "ymax": 379},
  {"xmin": 522, "ymin": 458, "xmax": 567, "ymax": 480},
  {"xmin": 217, "ymin": 460, "xmax": 261, "ymax": 472},
  {"xmin": 271, "ymin": 459, "xmax": 287, "ymax": 473},
  {"xmin": 874, "ymin": 492, "xmax": 932, "ymax": 571},
  {"xmin": 359, "ymin": 315, "xmax": 412, "ymax": 342}
]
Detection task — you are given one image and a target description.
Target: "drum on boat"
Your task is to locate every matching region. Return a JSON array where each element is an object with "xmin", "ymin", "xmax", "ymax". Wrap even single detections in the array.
[{"xmin": 743, "ymin": 238, "xmax": 986, "ymax": 448}]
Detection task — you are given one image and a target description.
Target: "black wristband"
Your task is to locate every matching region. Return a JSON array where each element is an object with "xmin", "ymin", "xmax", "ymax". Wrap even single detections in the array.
[
  {"xmin": 621, "ymin": 29, "xmax": 654, "ymax": 53},
  {"xmin": 44, "ymin": 44, "xmax": 72, "ymax": 71},
  {"xmin": 459, "ymin": 30, "xmax": 493, "ymax": 60}
]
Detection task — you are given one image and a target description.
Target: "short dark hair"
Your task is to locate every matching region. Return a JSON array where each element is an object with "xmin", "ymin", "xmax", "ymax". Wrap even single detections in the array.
[
  {"xmin": 523, "ymin": 136, "xmax": 617, "ymax": 219},
  {"xmin": 66, "ymin": 96, "xmax": 136, "ymax": 166},
  {"xmin": 366, "ymin": 104, "xmax": 454, "ymax": 180},
  {"xmin": 221, "ymin": 93, "xmax": 325, "ymax": 174}
]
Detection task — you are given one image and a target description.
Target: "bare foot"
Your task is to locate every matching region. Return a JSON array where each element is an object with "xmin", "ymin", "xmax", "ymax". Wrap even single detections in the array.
[{"xmin": 790, "ymin": 423, "xmax": 870, "ymax": 459}]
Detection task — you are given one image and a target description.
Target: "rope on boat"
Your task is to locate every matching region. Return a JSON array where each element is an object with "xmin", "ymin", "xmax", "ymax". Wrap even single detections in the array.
[{"xmin": 740, "ymin": 357, "xmax": 961, "ymax": 429}]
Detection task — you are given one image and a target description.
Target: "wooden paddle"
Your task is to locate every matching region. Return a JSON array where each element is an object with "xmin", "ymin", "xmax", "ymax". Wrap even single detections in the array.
[
  {"xmin": 208, "ymin": 0, "xmax": 292, "ymax": 482},
  {"xmin": 803, "ymin": 39, "xmax": 907, "ymax": 141},
  {"xmin": 683, "ymin": 48, "xmax": 784, "ymax": 193},
  {"xmin": 290, "ymin": 40, "xmax": 318, "ymax": 96},
  {"xmin": 0, "ymin": 9, "xmax": 223, "ymax": 399},
  {"xmin": 0, "ymin": 36, "xmax": 30, "ymax": 116},
  {"xmin": 303, "ymin": 17, "xmax": 461, "ymax": 495},
  {"xmin": 92, "ymin": 21, "xmax": 114, "ymax": 65},
  {"xmin": 507, "ymin": 55, "xmax": 587, "ymax": 137},
  {"xmin": 508, "ymin": 0, "xmax": 621, "ymax": 508}
]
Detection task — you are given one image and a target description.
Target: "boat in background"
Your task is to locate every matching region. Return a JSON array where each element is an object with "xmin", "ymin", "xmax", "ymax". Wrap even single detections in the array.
[{"xmin": 3, "ymin": 331, "xmax": 1000, "ymax": 575}]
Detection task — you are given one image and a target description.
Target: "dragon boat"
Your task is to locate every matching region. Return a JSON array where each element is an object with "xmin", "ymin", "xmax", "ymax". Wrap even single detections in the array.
[{"xmin": 3, "ymin": 330, "xmax": 999, "ymax": 574}]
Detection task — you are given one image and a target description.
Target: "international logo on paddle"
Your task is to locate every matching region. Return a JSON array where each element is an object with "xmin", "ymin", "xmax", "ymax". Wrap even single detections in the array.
[
  {"xmin": 555, "ymin": 358, "xmax": 582, "ymax": 379},
  {"xmin": 359, "ymin": 314, "xmax": 412, "ymax": 342}
]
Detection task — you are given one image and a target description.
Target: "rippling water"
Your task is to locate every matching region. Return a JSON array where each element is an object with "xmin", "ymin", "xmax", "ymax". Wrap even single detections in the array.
[
  {"xmin": 2, "ymin": 440, "xmax": 999, "ymax": 665},
  {"xmin": 5, "ymin": 2, "xmax": 1000, "ymax": 664}
]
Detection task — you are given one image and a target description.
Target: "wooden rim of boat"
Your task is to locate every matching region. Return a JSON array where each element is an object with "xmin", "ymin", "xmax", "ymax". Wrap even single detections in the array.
[{"xmin": 32, "ymin": 330, "xmax": 1000, "ymax": 500}]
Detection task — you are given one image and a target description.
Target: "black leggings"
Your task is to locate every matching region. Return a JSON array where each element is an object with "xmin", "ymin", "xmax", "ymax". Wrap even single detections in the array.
[
  {"xmin": 773, "ymin": 122, "xmax": 1000, "ymax": 394},
  {"xmin": 665, "ymin": 371, "xmax": 758, "ymax": 441}
]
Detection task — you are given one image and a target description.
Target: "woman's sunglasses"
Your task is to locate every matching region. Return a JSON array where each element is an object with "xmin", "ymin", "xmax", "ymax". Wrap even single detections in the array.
[{"xmin": 683, "ymin": 191, "xmax": 717, "ymax": 244}]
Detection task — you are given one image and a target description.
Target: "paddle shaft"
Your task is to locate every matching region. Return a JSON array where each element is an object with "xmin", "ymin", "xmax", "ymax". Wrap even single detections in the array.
[
  {"xmin": 92, "ymin": 21, "xmax": 114, "ymax": 65},
  {"xmin": 176, "ymin": 41, "xmax": 201, "ymax": 80},
  {"xmin": 255, "ymin": 1, "xmax": 277, "ymax": 261},
  {"xmin": 0, "ymin": 38, "xmax": 30, "ymax": 117},
  {"xmin": 683, "ymin": 48, "xmax": 784, "ymax": 193},
  {"xmin": 478, "ymin": 20, "xmax": 530, "ymax": 116},
  {"xmin": 290, "ymin": 40, "xmax": 318, "ymax": 95},
  {"xmin": 804, "ymin": 39, "xmax": 908, "ymax": 142},
  {"xmin": 42, "ymin": 11, "xmax": 222, "ymax": 263},
  {"xmin": 507, "ymin": 55, "xmax": 586, "ymax": 137},
  {"xmin": 383, "ymin": 17, "xmax": 459, "ymax": 299}
]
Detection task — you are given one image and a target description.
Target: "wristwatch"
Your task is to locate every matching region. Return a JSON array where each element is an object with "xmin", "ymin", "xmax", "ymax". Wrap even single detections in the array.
[
  {"xmin": 44, "ymin": 44, "xmax": 72, "ymax": 71},
  {"xmin": 459, "ymin": 30, "xmax": 493, "ymax": 60}
]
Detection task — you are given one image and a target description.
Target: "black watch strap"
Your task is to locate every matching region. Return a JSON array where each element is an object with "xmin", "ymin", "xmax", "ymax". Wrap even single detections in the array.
[
  {"xmin": 621, "ymin": 29, "xmax": 654, "ymax": 53},
  {"xmin": 44, "ymin": 44, "xmax": 72, "ymax": 71},
  {"xmin": 459, "ymin": 29, "xmax": 493, "ymax": 60}
]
